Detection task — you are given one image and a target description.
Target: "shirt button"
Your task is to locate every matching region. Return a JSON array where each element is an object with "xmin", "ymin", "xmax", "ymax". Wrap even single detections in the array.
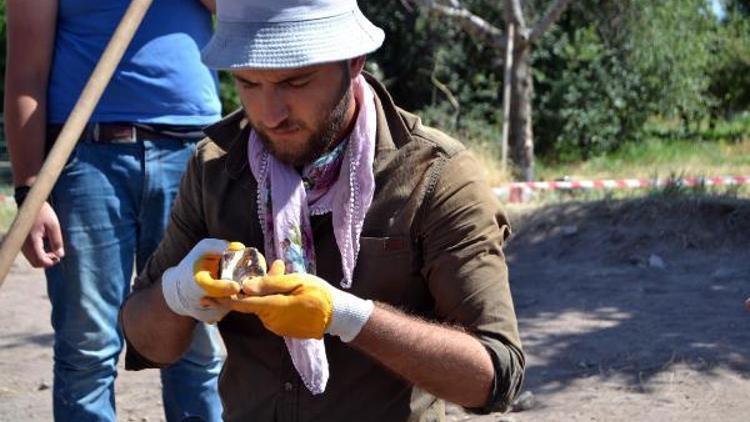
[{"xmin": 284, "ymin": 382, "xmax": 293, "ymax": 392}]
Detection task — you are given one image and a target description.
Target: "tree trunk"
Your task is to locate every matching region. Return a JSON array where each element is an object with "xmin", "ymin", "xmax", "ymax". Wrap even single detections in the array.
[
  {"xmin": 500, "ymin": 23, "xmax": 515, "ymax": 174},
  {"xmin": 408, "ymin": 0, "xmax": 573, "ymax": 182},
  {"xmin": 509, "ymin": 45, "xmax": 535, "ymax": 181}
]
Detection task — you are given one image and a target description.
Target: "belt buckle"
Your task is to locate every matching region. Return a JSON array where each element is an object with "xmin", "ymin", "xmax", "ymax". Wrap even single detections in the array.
[{"xmin": 92, "ymin": 124, "xmax": 137, "ymax": 143}]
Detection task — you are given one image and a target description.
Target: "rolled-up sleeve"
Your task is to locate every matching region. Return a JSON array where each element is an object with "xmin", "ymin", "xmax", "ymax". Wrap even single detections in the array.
[{"xmin": 419, "ymin": 150, "xmax": 525, "ymax": 413}]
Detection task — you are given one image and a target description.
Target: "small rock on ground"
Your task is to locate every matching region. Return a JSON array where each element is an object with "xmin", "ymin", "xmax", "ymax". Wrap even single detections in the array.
[{"xmin": 511, "ymin": 390, "xmax": 536, "ymax": 412}]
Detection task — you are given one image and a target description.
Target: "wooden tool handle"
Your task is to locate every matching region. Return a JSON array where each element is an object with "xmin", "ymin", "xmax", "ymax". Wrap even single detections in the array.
[{"xmin": 0, "ymin": 0, "xmax": 154, "ymax": 289}]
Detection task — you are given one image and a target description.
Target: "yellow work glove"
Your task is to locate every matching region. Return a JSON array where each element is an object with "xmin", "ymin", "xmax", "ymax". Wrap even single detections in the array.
[
  {"xmin": 193, "ymin": 242, "xmax": 241, "ymax": 297},
  {"xmin": 205, "ymin": 260, "xmax": 374, "ymax": 341},
  {"xmin": 161, "ymin": 239, "xmax": 242, "ymax": 323}
]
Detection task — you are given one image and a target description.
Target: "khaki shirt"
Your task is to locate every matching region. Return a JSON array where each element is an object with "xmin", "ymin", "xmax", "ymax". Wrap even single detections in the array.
[{"xmin": 126, "ymin": 75, "xmax": 525, "ymax": 421}]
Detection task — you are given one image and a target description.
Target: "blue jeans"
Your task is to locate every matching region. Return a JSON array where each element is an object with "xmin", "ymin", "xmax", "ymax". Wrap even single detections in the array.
[{"xmin": 46, "ymin": 139, "xmax": 224, "ymax": 422}]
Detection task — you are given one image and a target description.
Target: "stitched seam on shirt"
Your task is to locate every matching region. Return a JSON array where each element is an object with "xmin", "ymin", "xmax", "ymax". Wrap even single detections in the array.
[{"xmin": 412, "ymin": 152, "xmax": 448, "ymax": 250}]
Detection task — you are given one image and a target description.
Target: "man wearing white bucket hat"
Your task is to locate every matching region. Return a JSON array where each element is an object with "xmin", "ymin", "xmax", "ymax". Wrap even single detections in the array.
[{"xmin": 122, "ymin": 0, "xmax": 525, "ymax": 420}]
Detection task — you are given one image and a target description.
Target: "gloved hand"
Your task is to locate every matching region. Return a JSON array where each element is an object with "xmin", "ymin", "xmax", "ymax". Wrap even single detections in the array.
[
  {"xmin": 204, "ymin": 260, "xmax": 374, "ymax": 342},
  {"xmin": 161, "ymin": 238, "xmax": 243, "ymax": 323}
]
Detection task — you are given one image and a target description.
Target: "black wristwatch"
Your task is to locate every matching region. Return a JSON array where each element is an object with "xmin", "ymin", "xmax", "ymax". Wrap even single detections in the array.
[{"xmin": 13, "ymin": 186, "xmax": 31, "ymax": 207}]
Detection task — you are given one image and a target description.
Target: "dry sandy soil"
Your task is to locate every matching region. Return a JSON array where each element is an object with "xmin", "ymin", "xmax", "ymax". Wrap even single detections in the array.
[{"xmin": 1, "ymin": 196, "xmax": 749, "ymax": 421}]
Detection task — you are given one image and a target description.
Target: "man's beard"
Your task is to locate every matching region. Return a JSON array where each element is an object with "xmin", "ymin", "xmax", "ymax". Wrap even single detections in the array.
[{"xmin": 253, "ymin": 72, "xmax": 352, "ymax": 167}]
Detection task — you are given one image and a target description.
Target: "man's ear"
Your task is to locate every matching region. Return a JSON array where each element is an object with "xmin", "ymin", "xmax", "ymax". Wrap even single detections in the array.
[{"xmin": 349, "ymin": 55, "xmax": 366, "ymax": 78}]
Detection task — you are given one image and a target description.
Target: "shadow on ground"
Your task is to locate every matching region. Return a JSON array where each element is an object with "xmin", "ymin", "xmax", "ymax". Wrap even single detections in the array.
[
  {"xmin": 1, "ymin": 332, "xmax": 54, "ymax": 349},
  {"xmin": 505, "ymin": 196, "xmax": 750, "ymax": 395}
]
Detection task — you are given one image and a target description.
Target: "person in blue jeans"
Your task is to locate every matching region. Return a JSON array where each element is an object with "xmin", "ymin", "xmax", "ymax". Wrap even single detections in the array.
[{"xmin": 4, "ymin": 0, "xmax": 224, "ymax": 420}]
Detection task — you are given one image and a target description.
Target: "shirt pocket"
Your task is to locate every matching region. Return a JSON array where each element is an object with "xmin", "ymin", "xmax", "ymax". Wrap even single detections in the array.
[{"xmin": 352, "ymin": 236, "xmax": 422, "ymax": 307}]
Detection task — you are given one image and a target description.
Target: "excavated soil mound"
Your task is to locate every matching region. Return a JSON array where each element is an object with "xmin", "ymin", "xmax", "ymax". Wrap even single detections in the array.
[
  {"xmin": 2, "ymin": 197, "xmax": 749, "ymax": 421},
  {"xmin": 477, "ymin": 197, "xmax": 750, "ymax": 422}
]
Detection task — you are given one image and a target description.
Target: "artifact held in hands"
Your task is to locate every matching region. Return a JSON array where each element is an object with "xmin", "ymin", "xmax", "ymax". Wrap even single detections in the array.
[{"xmin": 220, "ymin": 243, "xmax": 267, "ymax": 296}]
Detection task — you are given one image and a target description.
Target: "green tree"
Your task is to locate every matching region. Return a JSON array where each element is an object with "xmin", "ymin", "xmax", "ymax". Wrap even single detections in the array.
[
  {"xmin": 708, "ymin": 0, "xmax": 750, "ymax": 120},
  {"xmin": 723, "ymin": 0, "xmax": 750, "ymax": 15},
  {"xmin": 390, "ymin": 0, "xmax": 573, "ymax": 181},
  {"xmin": 534, "ymin": 25, "xmax": 648, "ymax": 160},
  {"xmin": 627, "ymin": 0, "xmax": 716, "ymax": 130}
]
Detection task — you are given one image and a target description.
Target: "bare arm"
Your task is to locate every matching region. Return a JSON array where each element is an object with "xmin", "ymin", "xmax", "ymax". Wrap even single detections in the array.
[
  {"xmin": 4, "ymin": 0, "xmax": 66, "ymax": 268},
  {"xmin": 347, "ymin": 151, "xmax": 522, "ymax": 409},
  {"xmin": 350, "ymin": 304, "xmax": 494, "ymax": 408},
  {"xmin": 4, "ymin": 0, "xmax": 57, "ymax": 187},
  {"xmin": 121, "ymin": 279, "xmax": 197, "ymax": 364},
  {"xmin": 198, "ymin": 0, "xmax": 215, "ymax": 13}
]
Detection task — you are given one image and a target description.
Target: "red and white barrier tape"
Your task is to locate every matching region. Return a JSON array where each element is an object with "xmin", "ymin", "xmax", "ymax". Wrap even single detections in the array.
[
  {"xmin": 494, "ymin": 175, "xmax": 750, "ymax": 203},
  {"xmin": 0, "ymin": 176, "xmax": 746, "ymax": 207}
]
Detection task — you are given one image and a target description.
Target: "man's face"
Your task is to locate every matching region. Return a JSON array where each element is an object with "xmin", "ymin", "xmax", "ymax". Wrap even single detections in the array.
[{"xmin": 233, "ymin": 61, "xmax": 355, "ymax": 167}]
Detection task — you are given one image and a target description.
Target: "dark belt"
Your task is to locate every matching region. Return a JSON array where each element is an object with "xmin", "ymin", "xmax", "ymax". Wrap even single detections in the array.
[{"xmin": 46, "ymin": 123, "xmax": 206, "ymax": 146}]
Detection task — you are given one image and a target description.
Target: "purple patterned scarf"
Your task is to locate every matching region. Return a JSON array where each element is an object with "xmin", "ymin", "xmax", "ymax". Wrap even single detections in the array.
[{"xmin": 247, "ymin": 75, "xmax": 376, "ymax": 394}]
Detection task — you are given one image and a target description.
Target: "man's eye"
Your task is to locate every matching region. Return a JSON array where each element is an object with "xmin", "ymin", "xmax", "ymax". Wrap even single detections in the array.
[
  {"xmin": 237, "ymin": 80, "xmax": 258, "ymax": 89},
  {"xmin": 286, "ymin": 79, "xmax": 309, "ymax": 88}
]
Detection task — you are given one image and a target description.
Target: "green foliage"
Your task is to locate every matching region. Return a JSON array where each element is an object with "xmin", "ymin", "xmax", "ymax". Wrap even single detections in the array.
[
  {"xmin": 532, "ymin": 0, "xmax": 729, "ymax": 161},
  {"xmin": 0, "ymin": 0, "xmax": 745, "ymax": 172},
  {"xmin": 627, "ymin": 0, "xmax": 717, "ymax": 126},
  {"xmin": 361, "ymin": 1, "xmax": 504, "ymax": 138},
  {"xmin": 536, "ymin": 114, "xmax": 750, "ymax": 182},
  {"xmin": 361, "ymin": 1, "xmax": 448, "ymax": 112},
  {"xmin": 364, "ymin": 0, "xmax": 732, "ymax": 164},
  {"xmin": 219, "ymin": 71, "xmax": 240, "ymax": 113},
  {"xmin": 723, "ymin": 0, "xmax": 750, "ymax": 15},
  {"xmin": 708, "ymin": 6, "xmax": 750, "ymax": 119},
  {"xmin": 534, "ymin": 25, "xmax": 649, "ymax": 161}
]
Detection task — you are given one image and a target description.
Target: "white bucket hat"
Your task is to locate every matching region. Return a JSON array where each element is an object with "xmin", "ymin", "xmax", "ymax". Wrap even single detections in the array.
[{"xmin": 201, "ymin": 0, "xmax": 385, "ymax": 70}]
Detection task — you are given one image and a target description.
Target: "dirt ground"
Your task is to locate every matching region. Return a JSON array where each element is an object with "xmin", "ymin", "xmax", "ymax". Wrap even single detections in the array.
[{"xmin": 1, "ymin": 196, "xmax": 749, "ymax": 421}]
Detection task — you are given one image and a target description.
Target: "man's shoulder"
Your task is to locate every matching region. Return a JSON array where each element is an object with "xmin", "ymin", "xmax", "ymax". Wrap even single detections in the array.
[
  {"xmin": 401, "ymin": 108, "xmax": 465, "ymax": 157},
  {"xmin": 195, "ymin": 136, "xmax": 229, "ymax": 160},
  {"xmin": 179, "ymin": 140, "xmax": 227, "ymax": 185},
  {"xmin": 367, "ymin": 74, "xmax": 465, "ymax": 160},
  {"xmin": 193, "ymin": 108, "xmax": 248, "ymax": 164}
]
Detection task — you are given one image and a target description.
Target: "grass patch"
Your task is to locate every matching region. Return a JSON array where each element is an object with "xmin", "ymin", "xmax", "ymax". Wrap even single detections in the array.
[
  {"xmin": 533, "ymin": 114, "xmax": 750, "ymax": 183},
  {"xmin": 0, "ymin": 184, "xmax": 15, "ymax": 232},
  {"xmin": 469, "ymin": 114, "xmax": 750, "ymax": 203},
  {"xmin": 466, "ymin": 142, "xmax": 514, "ymax": 186},
  {"xmin": 452, "ymin": 113, "xmax": 750, "ymax": 187},
  {"xmin": 524, "ymin": 179, "xmax": 750, "ymax": 205},
  {"xmin": 536, "ymin": 137, "xmax": 750, "ymax": 181},
  {"xmin": 0, "ymin": 184, "xmax": 15, "ymax": 233}
]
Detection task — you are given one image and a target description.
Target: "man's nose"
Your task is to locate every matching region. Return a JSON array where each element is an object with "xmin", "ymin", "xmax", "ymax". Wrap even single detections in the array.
[{"xmin": 258, "ymin": 88, "xmax": 289, "ymax": 129}]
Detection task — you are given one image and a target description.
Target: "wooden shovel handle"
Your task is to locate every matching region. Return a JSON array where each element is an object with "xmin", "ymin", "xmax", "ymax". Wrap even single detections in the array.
[{"xmin": 0, "ymin": 0, "xmax": 154, "ymax": 289}]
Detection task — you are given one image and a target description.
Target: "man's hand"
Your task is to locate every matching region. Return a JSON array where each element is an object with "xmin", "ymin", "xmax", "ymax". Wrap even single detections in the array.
[
  {"xmin": 161, "ymin": 238, "xmax": 242, "ymax": 323},
  {"xmin": 22, "ymin": 201, "xmax": 64, "ymax": 268},
  {"xmin": 205, "ymin": 260, "xmax": 374, "ymax": 341},
  {"xmin": 745, "ymin": 297, "xmax": 750, "ymax": 312}
]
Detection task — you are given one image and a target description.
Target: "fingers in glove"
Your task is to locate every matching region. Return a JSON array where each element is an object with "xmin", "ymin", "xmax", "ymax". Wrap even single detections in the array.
[
  {"xmin": 195, "ymin": 271, "xmax": 242, "ymax": 297},
  {"xmin": 194, "ymin": 253, "xmax": 221, "ymax": 276},
  {"xmin": 227, "ymin": 241, "xmax": 246, "ymax": 251},
  {"xmin": 242, "ymin": 273, "xmax": 302, "ymax": 296},
  {"xmin": 209, "ymin": 295, "xmax": 327, "ymax": 339},
  {"xmin": 268, "ymin": 259, "xmax": 286, "ymax": 276},
  {"xmin": 200, "ymin": 296, "xmax": 227, "ymax": 309}
]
